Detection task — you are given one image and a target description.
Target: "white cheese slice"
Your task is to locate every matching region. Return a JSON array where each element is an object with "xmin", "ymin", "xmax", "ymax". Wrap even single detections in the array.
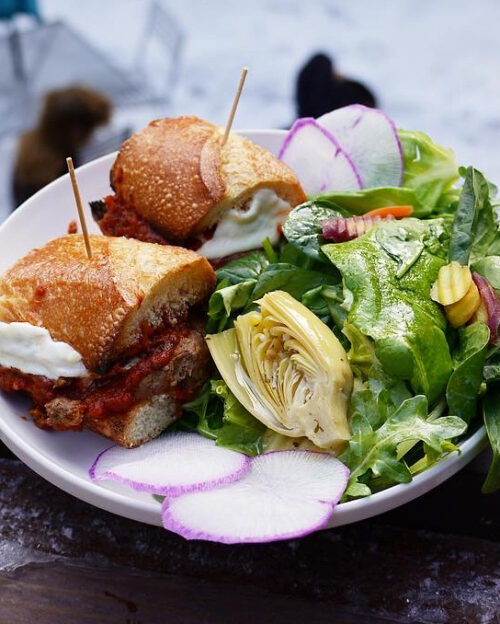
[
  {"xmin": 198, "ymin": 189, "xmax": 290, "ymax": 258},
  {"xmin": 0, "ymin": 321, "xmax": 87, "ymax": 379}
]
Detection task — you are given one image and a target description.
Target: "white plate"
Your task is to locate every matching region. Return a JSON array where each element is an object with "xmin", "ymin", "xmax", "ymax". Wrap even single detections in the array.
[{"xmin": 0, "ymin": 130, "xmax": 488, "ymax": 530}]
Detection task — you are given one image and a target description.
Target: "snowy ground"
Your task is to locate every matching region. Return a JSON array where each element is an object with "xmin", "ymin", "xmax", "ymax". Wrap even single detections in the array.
[{"xmin": 2, "ymin": 0, "xmax": 500, "ymax": 220}]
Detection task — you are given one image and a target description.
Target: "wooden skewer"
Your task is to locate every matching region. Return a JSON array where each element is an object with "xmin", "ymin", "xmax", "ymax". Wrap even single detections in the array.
[
  {"xmin": 66, "ymin": 157, "xmax": 92, "ymax": 259},
  {"xmin": 222, "ymin": 67, "xmax": 248, "ymax": 146}
]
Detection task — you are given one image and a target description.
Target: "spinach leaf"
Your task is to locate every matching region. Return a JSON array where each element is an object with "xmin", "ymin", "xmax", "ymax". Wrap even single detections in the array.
[
  {"xmin": 482, "ymin": 390, "xmax": 500, "ymax": 493},
  {"xmin": 181, "ymin": 380, "xmax": 266, "ymax": 456},
  {"xmin": 301, "ymin": 283, "xmax": 347, "ymax": 328},
  {"xmin": 278, "ymin": 242, "xmax": 316, "ymax": 268},
  {"xmin": 282, "ymin": 199, "xmax": 345, "ymax": 262},
  {"xmin": 315, "ymin": 186, "xmax": 428, "ymax": 217},
  {"xmin": 399, "ymin": 129, "xmax": 460, "ymax": 212},
  {"xmin": 323, "ymin": 219, "xmax": 453, "ymax": 403},
  {"xmin": 343, "ymin": 323, "xmax": 379, "ymax": 379},
  {"xmin": 216, "ymin": 251, "xmax": 269, "ymax": 284},
  {"xmin": 207, "ymin": 250, "xmax": 339, "ymax": 332},
  {"xmin": 483, "ymin": 349, "xmax": 500, "ymax": 383},
  {"xmin": 252, "ymin": 263, "xmax": 338, "ymax": 300},
  {"xmin": 446, "ymin": 322, "xmax": 489, "ymax": 424},
  {"xmin": 449, "ymin": 167, "xmax": 490, "ymax": 264},
  {"xmin": 341, "ymin": 395, "xmax": 467, "ymax": 497}
]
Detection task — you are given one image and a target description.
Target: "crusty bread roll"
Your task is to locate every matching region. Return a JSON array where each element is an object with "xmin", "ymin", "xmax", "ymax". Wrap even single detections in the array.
[
  {"xmin": 110, "ymin": 116, "xmax": 306, "ymax": 241},
  {"xmin": 0, "ymin": 235, "xmax": 215, "ymax": 371}
]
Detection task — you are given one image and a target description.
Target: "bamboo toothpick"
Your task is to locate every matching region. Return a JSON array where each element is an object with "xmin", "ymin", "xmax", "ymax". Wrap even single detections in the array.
[
  {"xmin": 66, "ymin": 157, "xmax": 92, "ymax": 259},
  {"xmin": 222, "ymin": 67, "xmax": 248, "ymax": 145}
]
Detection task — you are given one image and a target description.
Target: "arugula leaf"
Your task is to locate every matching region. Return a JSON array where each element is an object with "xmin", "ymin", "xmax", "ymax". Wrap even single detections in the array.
[
  {"xmin": 323, "ymin": 219, "xmax": 453, "ymax": 403},
  {"xmin": 482, "ymin": 390, "xmax": 500, "ymax": 493},
  {"xmin": 182, "ymin": 380, "xmax": 266, "ymax": 456},
  {"xmin": 446, "ymin": 322, "xmax": 489, "ymax": 424},
  {"xmin": 350, "ymin": 377, "xmax": 411, "ymax": 429},
  {"xmin": 399, "ymin": 129, "xmax": 460, "ymax": 212},
  {"xmin": 282, "ymin": 199, "xmax": 345, "ymax": 262},
  {"xmin": 341, "ymin": 395, "xmax": 467, "ymax": 497}
]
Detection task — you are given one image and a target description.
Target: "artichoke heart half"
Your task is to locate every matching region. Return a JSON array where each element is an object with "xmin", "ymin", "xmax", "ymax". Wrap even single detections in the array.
[{"xmin": 206, "ymin": 290, "xmax": 353, "ymax": 449}]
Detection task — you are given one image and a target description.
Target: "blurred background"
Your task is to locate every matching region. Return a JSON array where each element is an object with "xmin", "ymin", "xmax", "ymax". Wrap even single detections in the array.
[{"xmin": 1, "ymin": 0, "xmax": 499, "ymax": 220}]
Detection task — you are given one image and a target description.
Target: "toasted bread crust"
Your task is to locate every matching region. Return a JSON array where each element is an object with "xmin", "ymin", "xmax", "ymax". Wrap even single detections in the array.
[
  {"xmin": 110, "ymin": 116, "xmax": 306, "ymax": 240},
  {"xmin": 86, "ymin": 394, "xmax": 178, "ymax": 448},
  {"xmin": 111, "ymin": 116, "xmax": 226, "ymax": 240},
  {"xmin": 0, "ymin": 235, "xmax": 215, "ymax": 371}
]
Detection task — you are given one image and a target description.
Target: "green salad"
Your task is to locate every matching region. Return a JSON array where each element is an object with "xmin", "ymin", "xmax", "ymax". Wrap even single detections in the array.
[{"xmin": 178, "ymin": 126, "xmax": 500, "ymax": 499}]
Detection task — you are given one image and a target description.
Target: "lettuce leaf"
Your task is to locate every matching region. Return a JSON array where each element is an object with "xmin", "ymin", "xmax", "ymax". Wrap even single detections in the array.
[
  {"xmin": 341, "ymin": 394, "xmax": 467, "ymax": 497},
  {"xmin": 399, "ymin": 129, "xmax": 460, "ymax": 213},
  {"xmin": 313, "ymin": 186, "xmax": 428, "ymax": 217},
  {"xmin": 322, "ymin": 218, "xmax": 453, "ymax": 403}
]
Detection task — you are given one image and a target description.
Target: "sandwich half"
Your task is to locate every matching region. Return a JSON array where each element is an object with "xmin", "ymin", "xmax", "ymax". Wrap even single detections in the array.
[
  {"xmin": 91, "ymin": 116, "xmax": 306, "ymax": 263},
  {"xmin": 0, "ymin": 235, "xmax": 215, "ymax": 447}
]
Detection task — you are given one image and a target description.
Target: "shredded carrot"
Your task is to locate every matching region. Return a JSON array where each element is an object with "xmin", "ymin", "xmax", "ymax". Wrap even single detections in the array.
[{"xmin": 365, "ymin": 205, "xmax": 413, "ymax": 219}]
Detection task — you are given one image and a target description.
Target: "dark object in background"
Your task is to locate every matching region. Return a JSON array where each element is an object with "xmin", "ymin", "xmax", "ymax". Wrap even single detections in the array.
[
  {"xmin": 296, "ymin": 53, "xmax": 377, "ymax": 119},
  {"xmin": 12, "ymin": 85, "xmax": 111, "ymax": 208}
]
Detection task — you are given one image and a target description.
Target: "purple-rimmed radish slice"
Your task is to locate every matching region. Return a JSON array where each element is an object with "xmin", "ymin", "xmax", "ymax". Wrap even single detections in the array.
[
  {"xmin": 317, "ymin": 105, "xmax": 403, "ymax": 188},
  {"xmin": 472, "ymin": 272, "xmax": 500, "ymax": 344},
  {"xmin": 162, "ymin": 451, "xmax": 349, "ymax": 544},
  {"xmin": 89, "ymin": 432, "xmax": 250, "ymax": 495},
  {"xmin": 279, "ymin": 118, "xmax": 361, "ymax": 195}
]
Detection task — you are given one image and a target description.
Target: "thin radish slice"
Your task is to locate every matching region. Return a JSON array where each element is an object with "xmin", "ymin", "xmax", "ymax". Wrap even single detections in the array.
[
  {"xmin": 317, "ymin": 105, "xmax": 403, "ymax": 188},
  {"xmin": 162, "ymin": 451, "xmax": 349, "ymax": 544},
  {"xmin": 279, "ymin": 118, "xmax": 361, "ymax": 195},
  {"xmin": 89, "ymin": 432, "xmax": 250, "ymax": 495}
]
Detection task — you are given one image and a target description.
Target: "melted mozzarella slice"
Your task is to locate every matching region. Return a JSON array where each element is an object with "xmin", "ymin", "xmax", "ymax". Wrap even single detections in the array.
[
  {"xmin": 0, "ymin": 321, "xmax": 87, "ymax": 379},
  {"xmin": 198, "ymin": 189, "xmax": 290, "ymax": 259}
]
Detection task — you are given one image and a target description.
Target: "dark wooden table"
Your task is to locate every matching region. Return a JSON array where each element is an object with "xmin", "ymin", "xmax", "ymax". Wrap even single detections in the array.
[{"xmin": 0, "ymin": 442, "xmax": 498, "ymax": 624}]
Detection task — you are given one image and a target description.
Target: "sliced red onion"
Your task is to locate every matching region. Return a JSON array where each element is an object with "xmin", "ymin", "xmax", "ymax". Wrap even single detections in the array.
[
  {"xmin": 278, "ymin": 118, "xmax": 362, "ymax": 195},
  {"xmin": 322, "ymin": 215, "xmax": 393, "ymax": 242},
  {"xmin": 89, "ymin": 432, "xmax": 250, "ymax": 495},
  {"xmin": 162, "ymin": 451, "xmax": 349, "ymax": 544},
  {"xmin": 472, "ymin": 272, "xmax": 500, "ymax": 344},
  {"xmin": 317, "ymin": 105, "xmax": 404, "ymax": 188}
]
